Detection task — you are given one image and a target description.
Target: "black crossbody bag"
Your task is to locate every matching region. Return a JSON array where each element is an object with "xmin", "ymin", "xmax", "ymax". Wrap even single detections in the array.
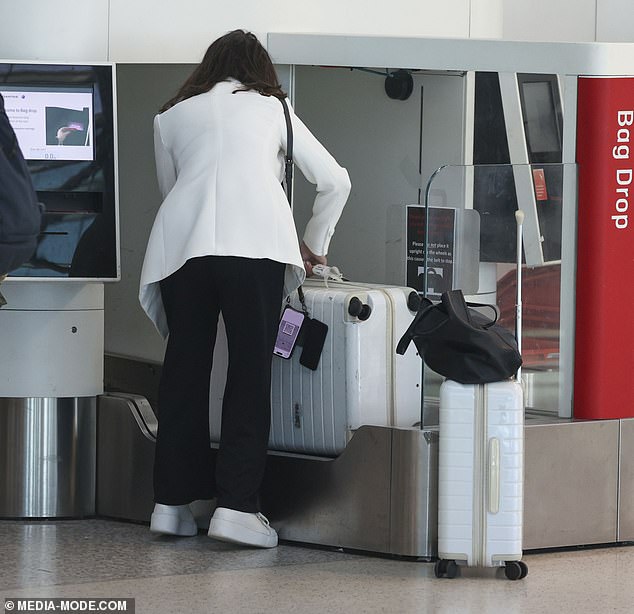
[{"xmin": 277, "ymin": 98, "xmax": 328, "ymax": 370}]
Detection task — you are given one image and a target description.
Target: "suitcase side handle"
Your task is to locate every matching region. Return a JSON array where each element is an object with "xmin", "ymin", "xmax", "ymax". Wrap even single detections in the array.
[{"xmin": 487, "ymin": 437, "xmax": 501, "ymax": 514}]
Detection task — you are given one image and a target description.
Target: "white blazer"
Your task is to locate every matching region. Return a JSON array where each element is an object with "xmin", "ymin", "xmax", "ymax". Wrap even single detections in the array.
[{"xmin": 139, "ymin": 79, "xmax": 351, "ymax": 338}]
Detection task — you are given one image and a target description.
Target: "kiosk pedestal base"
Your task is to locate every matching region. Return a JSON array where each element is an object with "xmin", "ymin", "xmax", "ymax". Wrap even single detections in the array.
[{"xmin": 0, "ymin": 397, "xmax": 96, "ymax": 518}]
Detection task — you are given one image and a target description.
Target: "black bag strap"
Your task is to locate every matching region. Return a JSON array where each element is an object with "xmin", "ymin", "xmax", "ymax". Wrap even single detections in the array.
[
  {"xmin": 280, "ymin": 97, "xmax": 294, "ymax": 204},
  {"xmin": 463, "ymin": 298, "xmax": 499, "ymax": 324},
  {"xmin": 442, "ymin": 289, "xmax": 472, "ymax": 324},
  {"xmin": 442, "ymin": 289, "xmax": 499, "ymax": 328},
  {"xmin": 279, "ymin": 98, "xmax": 307, "ymax": 314},
  {"xmin": 395, "ymin": 298, "xmax": 434, "ymax": 355}
]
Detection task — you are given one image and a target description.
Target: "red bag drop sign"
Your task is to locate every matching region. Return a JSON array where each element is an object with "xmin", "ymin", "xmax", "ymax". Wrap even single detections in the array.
[{"xmin": 575, "ymin": 76, "xmax": 634, "ymax": 420}]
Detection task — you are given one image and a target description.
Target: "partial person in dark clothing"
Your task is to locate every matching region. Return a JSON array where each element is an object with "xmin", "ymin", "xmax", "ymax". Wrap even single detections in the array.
[{"xmin": 0, "ymin": 93, "xmax": 41, "ymax": 304}]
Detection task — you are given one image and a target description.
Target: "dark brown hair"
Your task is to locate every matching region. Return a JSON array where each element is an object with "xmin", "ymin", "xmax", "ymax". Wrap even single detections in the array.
[{"xmin": 159, "ymin": 30, "xmax": 285, "ymax": 113}]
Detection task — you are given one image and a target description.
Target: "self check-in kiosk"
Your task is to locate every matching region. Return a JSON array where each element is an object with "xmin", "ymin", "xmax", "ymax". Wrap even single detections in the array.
[{"xmin": 0, "ymin": 62, "xmax": 118, "ymax": 518}]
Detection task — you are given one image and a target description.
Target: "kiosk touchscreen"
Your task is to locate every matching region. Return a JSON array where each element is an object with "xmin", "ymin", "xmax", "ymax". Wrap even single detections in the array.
[{"xmin": 2, "ymin": 84, "xmax": 94, "ymax": 160}]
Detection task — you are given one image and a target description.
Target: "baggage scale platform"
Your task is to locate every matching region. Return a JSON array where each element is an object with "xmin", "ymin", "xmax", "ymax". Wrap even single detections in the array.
[{"xmin": 96, "ymin": 390, "xmax": 634, "ymax": 556}]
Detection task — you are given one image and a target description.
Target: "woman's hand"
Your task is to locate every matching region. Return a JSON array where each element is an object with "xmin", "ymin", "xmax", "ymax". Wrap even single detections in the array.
[{"xmin": 300, "ymin": 241, "xmax": 327, "ymax": 277}]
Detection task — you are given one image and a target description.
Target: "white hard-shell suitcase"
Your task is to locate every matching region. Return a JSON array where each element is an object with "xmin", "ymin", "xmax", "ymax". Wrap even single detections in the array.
[
  {"xmin": 435, "ymin": 210, "xmax": 527, "ymax": 581},
  {"xmin": 268, "ymin": 278, "xmax": 422, "ymax": 456},
  {"xmin": 208, "ymin": 279, "xmax": 422, "ymax": 456},
  {"xmin": 435, "ymin": 379, "xmax": 526, "ymax": 580}
]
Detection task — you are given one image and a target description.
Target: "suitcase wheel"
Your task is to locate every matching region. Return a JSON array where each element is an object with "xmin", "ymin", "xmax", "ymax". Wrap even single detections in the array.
[
  {"xmin": 434, "ymin": 559, "xmax": 458, "ymax": 579},
  {"xmin": 504, "ymin": 560, "xmax": 528, "ymax": 581},
  {"xmin": 446, "ymin": 560, "xmax": 459, "ymax": 579},
  {"xmin": 433, "ymin": 560, "xmax": 446, "ymax": 578}
]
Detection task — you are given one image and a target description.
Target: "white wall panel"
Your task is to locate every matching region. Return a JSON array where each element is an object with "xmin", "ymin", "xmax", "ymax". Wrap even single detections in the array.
[
  {"xmin": 0, "ymin": 0, "xmax": 504, "ymax": 65},
  {"xmin": 470, "ymin": 0, "xmax": 503, "ymax": 39},
  {"xmin": 597, "ymin": 0, "xmax": 634, "ymax": 42},
  {"xmin": 0, "ymin": 0, "xmax": 108, "ymax": 61},
  {"xmin": 108, "ymin": 0, "xmax": 270, "ymax": 63},
  {"xmin": 268, "ymin": 0, "xmax": 471, "ymax": 38},
  {"xmin": 108, "ymin": 0, "xmax": 474, "ymax": 62},
  {"xmin": 502, "ymin": 0, "xmax": 596, "ymax": 42}
]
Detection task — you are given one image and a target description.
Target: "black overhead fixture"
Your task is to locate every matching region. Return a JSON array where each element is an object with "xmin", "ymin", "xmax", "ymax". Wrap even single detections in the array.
[{"xmin": 384, "ymin": 69, "xmax": 414, "ymax": 101}]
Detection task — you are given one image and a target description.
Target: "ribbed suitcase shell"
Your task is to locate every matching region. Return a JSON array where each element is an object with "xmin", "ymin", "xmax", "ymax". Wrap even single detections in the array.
[
  {"xmin": 268, "ymin": 279, "xmax": 421, "ymax": 456},
  {"xmin": 209, "ymin": 279, "xmax": 421, "ymax": 456},
  {"xmin": 438, "ymin": 379, "xmax": 524, "ymax": 567}
]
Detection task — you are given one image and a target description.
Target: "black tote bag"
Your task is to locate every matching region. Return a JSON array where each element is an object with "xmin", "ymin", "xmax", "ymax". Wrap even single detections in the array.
[{"xmin": 396, "ymin": 289, "xmax": 522, "ymax": 385}]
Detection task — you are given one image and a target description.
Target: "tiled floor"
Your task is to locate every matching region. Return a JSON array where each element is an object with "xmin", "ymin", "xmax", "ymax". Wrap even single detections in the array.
[{"xmin": 2, "ymin": 519, "xmax": 634, "ymax": 613}]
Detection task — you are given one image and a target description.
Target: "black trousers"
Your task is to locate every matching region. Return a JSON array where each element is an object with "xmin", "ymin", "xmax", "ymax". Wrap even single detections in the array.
[{"xmin": 154, "ymin": 255, "xmax": 285, "ymax": 512}]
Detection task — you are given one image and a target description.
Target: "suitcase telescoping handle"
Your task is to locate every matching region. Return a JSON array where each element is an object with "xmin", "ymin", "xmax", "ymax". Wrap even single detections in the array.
[
  {"xmin": 487, "ymin": 437, "xmax": 501, "ymax": 514},
  {"xmin": 515, "ymin": 210, "xmax": 524, "ymax": 382}
]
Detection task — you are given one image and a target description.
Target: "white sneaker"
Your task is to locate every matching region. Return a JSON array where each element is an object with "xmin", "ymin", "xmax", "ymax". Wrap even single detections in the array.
[
  {"xmin": 208, "ymin": 507, "xmax": 278, "ymax": 548},
  {"xmin": 150, "ymin": 503, "xmax": 198, "ymax": 536}
]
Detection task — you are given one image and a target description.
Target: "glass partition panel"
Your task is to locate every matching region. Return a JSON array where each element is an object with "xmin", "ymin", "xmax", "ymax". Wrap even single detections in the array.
[{"xmin": 418, "ymin": 163, "xmax": 577, "ymax": 426}]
